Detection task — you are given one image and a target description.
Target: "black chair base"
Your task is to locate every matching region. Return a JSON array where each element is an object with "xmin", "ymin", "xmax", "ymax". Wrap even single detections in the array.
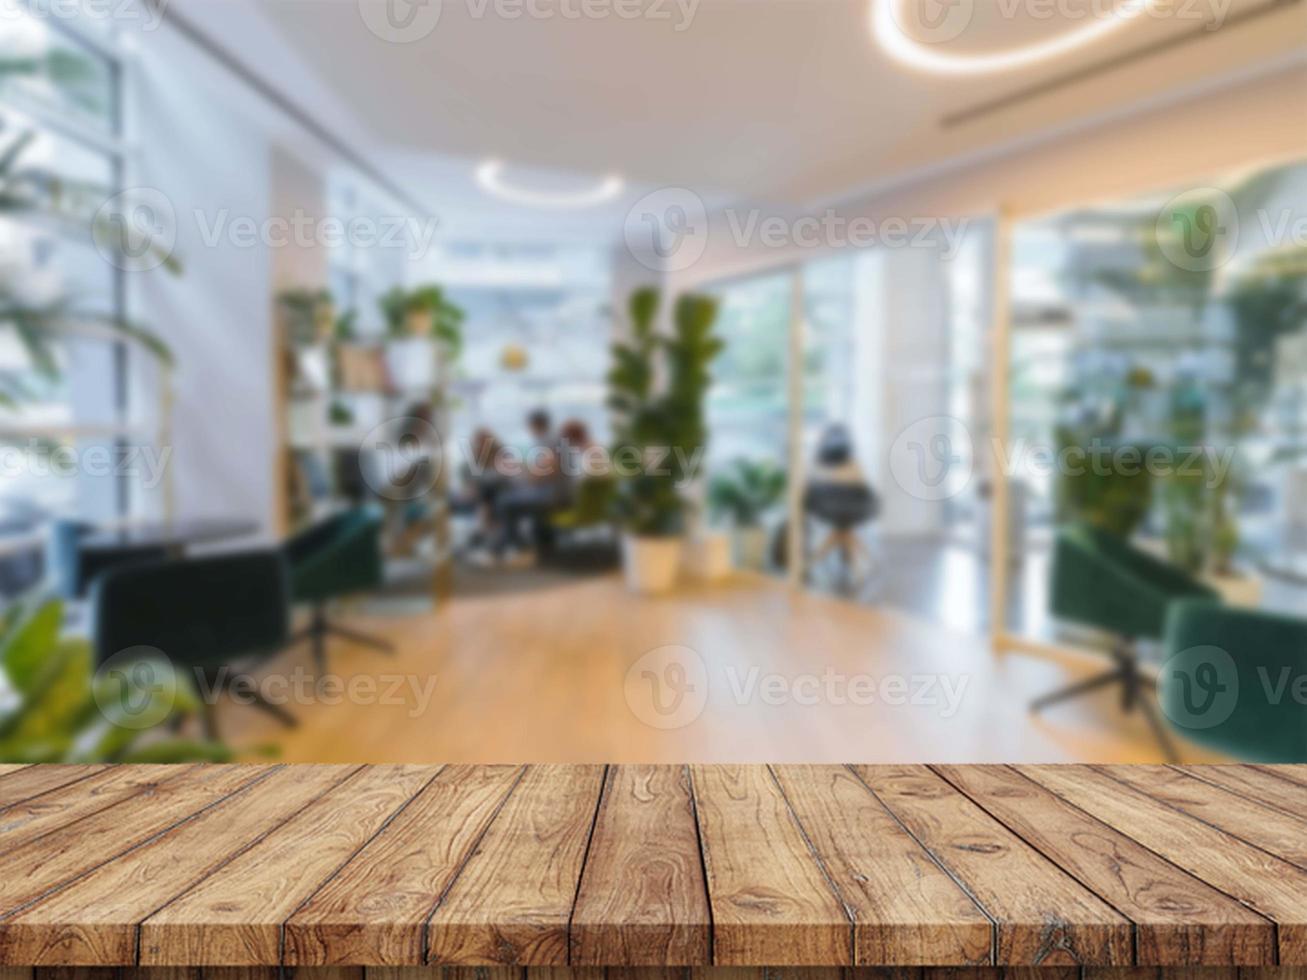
[
  {"xmin": 291, "ymin": 605, "xmax": 395, "ymax": 672},
  {"xmin": 1030, "ymin": 644, "xmax": 1179, "ymax": 762},
  {"xmin": 199, "ymin": 672, "xmax": 299, "ymax": 740}
]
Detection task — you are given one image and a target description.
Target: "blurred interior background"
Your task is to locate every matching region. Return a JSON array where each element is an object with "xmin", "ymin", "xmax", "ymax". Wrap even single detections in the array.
[{"xmin": 1, "ymin": 0, "xmax": 1305, "ymax": 765}]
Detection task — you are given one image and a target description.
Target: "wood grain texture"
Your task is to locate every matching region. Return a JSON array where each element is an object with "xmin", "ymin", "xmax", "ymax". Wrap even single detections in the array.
[
  {"xmin": 0, "ymin": 767, "xmax": 355, "ymax": 966},
  {"xmin": 690, "ymin": 765, "xmax": 851, "ymax": 967},
  {"xmin": 1100, "ymin": 766, "xmax": 1307, "ymax": 868},
  {"xmin": 0, "ymin": 767, "xmax": 277, "ymax": 922},
  {"xmin": 1255, "ymin": 765, "xmax": 1307, "ymax": 789},
  {"xmin": 140, "ymin": 766, "xmax": 437, "ymax": 966},
  {"xmin": 852, "ymin": 766, "xmax": 1132, "ymax": 967},
  {"xmin": 285, "ymin": 765, "xmax": 523, "ymax": 966},
  {"xmin": 426, "ymin": 765, "xmax": 605, "ymax": 967},
  {"xmin": 1179, "ymin": 765, "xmax": 1307, "ymax": 818},
  {"xmin": 3, "ymin": 765, "xmax": 1307, "ymax": 970},
  {"xmin": 570, "ymin": 766, "xmax": 710, "ymax": 967},
  {"xmin": 770, "ymin": 766, "xmax": 991, "ymax": 967},
  {"xmin": 0, "ymin": 769, "xmax": 107, "ymax": 810},
  {"xmin": 1018, "ymin": 765, "xmax": 1307, "ymax": 965},
  {"xmin": 933, "ymin": 765, "xmax": 1273, "ymax": 966},
  {"xmin": 0, "ymin": 768, "xmax": 196, "ymax": 853}
]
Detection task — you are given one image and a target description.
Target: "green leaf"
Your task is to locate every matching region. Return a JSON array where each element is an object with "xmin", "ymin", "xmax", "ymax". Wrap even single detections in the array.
[{"xmin": 0, "ymin": 598, "xmax": 65, "ymax": 692}]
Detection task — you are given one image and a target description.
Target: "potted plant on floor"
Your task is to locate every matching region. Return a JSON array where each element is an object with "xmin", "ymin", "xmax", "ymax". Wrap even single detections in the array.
[
  {"xmin": 0, "ymin": 596, "xmax": 232, "ymax": 763},
  {"xmin": 608, "ymin": 287, "xmax": 722, "ymax": 594},
  {"xmin": 709, "ymin": 458, "xmax": 786, "ymax": 571}
]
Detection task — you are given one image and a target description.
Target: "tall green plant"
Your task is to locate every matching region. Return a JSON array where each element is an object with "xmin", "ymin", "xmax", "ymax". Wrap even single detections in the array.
[{"xmin": 608, "ymin": 288, "xmax": 723, "ymax": 536}]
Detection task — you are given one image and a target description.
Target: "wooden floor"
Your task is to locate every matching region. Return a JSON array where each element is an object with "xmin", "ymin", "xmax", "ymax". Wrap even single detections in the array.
[
  {"xmin": 227, "ymin": 576, "xmax": 1221, "ymax": 763},
  {"xmin": 0, "ymin": 764, "xmax": 1304, "ymax": 968}
]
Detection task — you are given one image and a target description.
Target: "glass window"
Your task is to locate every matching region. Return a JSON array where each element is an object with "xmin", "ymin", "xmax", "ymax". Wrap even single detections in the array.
[
  {"xmin": 1, "ymin": 10, "xmax": 117, "ymax": 132},
  {"xmin": 1003, "ymin": 158, "xmax": 1307, "ymax": 648}
]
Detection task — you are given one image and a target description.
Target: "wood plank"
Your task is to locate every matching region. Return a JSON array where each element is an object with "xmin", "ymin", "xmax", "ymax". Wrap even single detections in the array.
[
  {"xmin": 1017, "ymin": 765, "xmax": 1307, "ymax": 965},
  {"xmin": 1100, "ymin": 766, "xmax": 1307, "ymax": 868},
  {"xmin": 361, "ymin": 968, "xmax": 522, "ymax": 980},
  {"xmin": 1253, "ymin": 765, "xmax": 1307, "ymax": 790},
  {"xmin": 934, "ymin": 765, "xmax": 1274, "ymax": 966},
  {"xmin": 285, "ymin": 765, "xmax": 525, "ymax": 966},
  {"xmin": 0, "ymin": 766, "xmax": 279, "ymax": 922},
  {"xmin": 425, "ymin": 765, "xmax": 605, "ymax": 967},
  {"xmin": 852, "ymin": 766, "xmax": 1131, "ymax": 967},
  {"xmin": 570, "ymin": 765, "xmax": 710, "ymax": 967},
  {"xmin": 690, "ymin": 969, "xmax": 846, "ymax": 980},
  {"xmin": 0, "ymin": 767, "xmax": 31, "ymax": 778},
  {"xmin": 139, "ymin": 766, "xmax": 439, "ymax": 966},
  {"xmin": 0, "ymin": 769, "xmax": 107, "ymax": 810},
  {"xmin": 1177, "ymin": 766, "xmax": 1307, "ymax": 821},
  {"xmin": 689, "ymin": 765, "xmax": 851, "ymax": 967},
  {"xmin": 770, "ymin": 766, "xmax": 991, "ymax": 967},
  {"xmin": 0, "ymin": 767, "xmax": 198, "ymax": 852},
  {"xmin": 0, "ymin": 766, "xmax": 357, "ymax": 966}
]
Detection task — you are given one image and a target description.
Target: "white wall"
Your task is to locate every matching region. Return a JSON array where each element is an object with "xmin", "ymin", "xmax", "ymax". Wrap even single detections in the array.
[{"xmin": 127, "ymin": 29, "xmax": 306, "ymax": 543}]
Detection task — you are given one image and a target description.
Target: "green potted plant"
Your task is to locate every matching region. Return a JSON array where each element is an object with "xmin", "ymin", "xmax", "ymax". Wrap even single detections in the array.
[
  {"xmin": 0, "ymin": 596, "xmax": 232, "ymax": 763},
  {"xmin": 709, "ymin": 458, "xmax": 786, "ymax": 571},
  {"xmin": 381, "ymin": 285, "xmax": 464, "ymax": 352},
  {"xmin": 608, "ymin": 287, "xmax": 722, "ymax": 594},
  {"xmin": 278, "ymin": 288, "xmax": 335, "ymax": 347}
]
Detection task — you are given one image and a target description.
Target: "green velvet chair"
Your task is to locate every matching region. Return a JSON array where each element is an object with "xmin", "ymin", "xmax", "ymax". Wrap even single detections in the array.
[
  {"xmin": 1160, "ymin": 600, "xmax": 1307, "ymax": 762},
  {"xmin": 285, "ymin": 508, "xmax": 392, "ymax": 671},
  {"xmin": 1034, "ymin": 522, "xmax": 1218, "ymax": 759}
]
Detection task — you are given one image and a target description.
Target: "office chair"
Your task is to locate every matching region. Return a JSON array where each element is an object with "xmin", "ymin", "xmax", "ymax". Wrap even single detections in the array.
[
  {"xmin": 284, "ymin": 508, "xmax": 393, "ymax": 671},
  {"xmin": 91, "ymin": 549, "xmax": 297, "ymax": 739},
  {"xmin": 1033, "ymin": 522, "xmax": 1218, "ymax": 760},
  {"xmin": 1160, "ymin": 599, "xmax": 1307, "ymax": 762},
  {"xmin": 47, "ymin": 519, "xmax": 169, "ymax": 600},
  {"xmin": 804, "ymin": 482, "xmax": 880, "ymax": 590}
]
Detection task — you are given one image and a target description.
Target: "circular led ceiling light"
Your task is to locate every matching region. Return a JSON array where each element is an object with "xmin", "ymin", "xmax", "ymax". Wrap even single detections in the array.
[
  {"xmin": 475, "ymin": 160, "xmax": 625, "ymax": 209},
  {"xmin": 870, "ymin": 0, "xmax": 1160, "ymax": 75}
]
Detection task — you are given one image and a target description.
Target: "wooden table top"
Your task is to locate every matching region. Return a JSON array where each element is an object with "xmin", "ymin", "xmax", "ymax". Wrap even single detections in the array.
[{"xmin": 0, "ymin": 764, "xmax": 1305, "ymax": 969}]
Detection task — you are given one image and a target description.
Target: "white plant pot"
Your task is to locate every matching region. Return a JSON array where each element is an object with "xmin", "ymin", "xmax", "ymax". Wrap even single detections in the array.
[
  {"xmin": 684, "ymin": 532, "xmax": 733, "ymax": 584},
  {"xmin": 1203, "ymin": 571, "xmax": 1263, "ymax": 608},
  {"xmin": 622, "ymin": 535, "xmax": 683, "ymax": 595},
  {"xmin": 734, "ymin": 526, "xmax": 769, "ymax": 571}
]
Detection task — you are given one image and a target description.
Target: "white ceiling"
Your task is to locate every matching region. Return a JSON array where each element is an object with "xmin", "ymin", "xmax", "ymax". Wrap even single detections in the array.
[{"xmin": 171, "ymin": 0, "xmax": 1307, "ymax": 243}]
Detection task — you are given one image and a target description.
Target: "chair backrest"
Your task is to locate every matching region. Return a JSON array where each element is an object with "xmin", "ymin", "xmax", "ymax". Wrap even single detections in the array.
[
  {"xmin": 1160, "ymin": 599, "xmax": 1307, "ymax": 762},
  {"xmin": 91, "ymin": 549, "xmax": 290, "ymax": 670},
  {"xmin": 804, "ymin": 482, "xmax": 879, "ymax": 528},
  {"xmin": 1050, "ymin": 523, "xmax": 1215, "ymax": 641}
]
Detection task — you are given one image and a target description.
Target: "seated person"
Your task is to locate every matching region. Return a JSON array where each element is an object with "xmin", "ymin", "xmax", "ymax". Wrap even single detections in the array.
[
  {"xmin": 804, "ymin": 424, "xmax": 879, "ymax": 575},
  {"xmin": 492, "ymin": 409, "xmax": 570, "ymax": 566},
  {"xmin": 459, "ymin": 428, "xmax": 513, "ymax": 561}
]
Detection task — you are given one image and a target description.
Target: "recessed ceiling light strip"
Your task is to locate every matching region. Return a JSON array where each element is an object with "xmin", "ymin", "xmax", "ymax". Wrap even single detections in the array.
[
  {"xmin": 872, "ymin": 0, "xmax": 1163, "ymax": 75},
  {"xmin": 475, "ymin": 160, "xmax": 624, "ymax": 209}
]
